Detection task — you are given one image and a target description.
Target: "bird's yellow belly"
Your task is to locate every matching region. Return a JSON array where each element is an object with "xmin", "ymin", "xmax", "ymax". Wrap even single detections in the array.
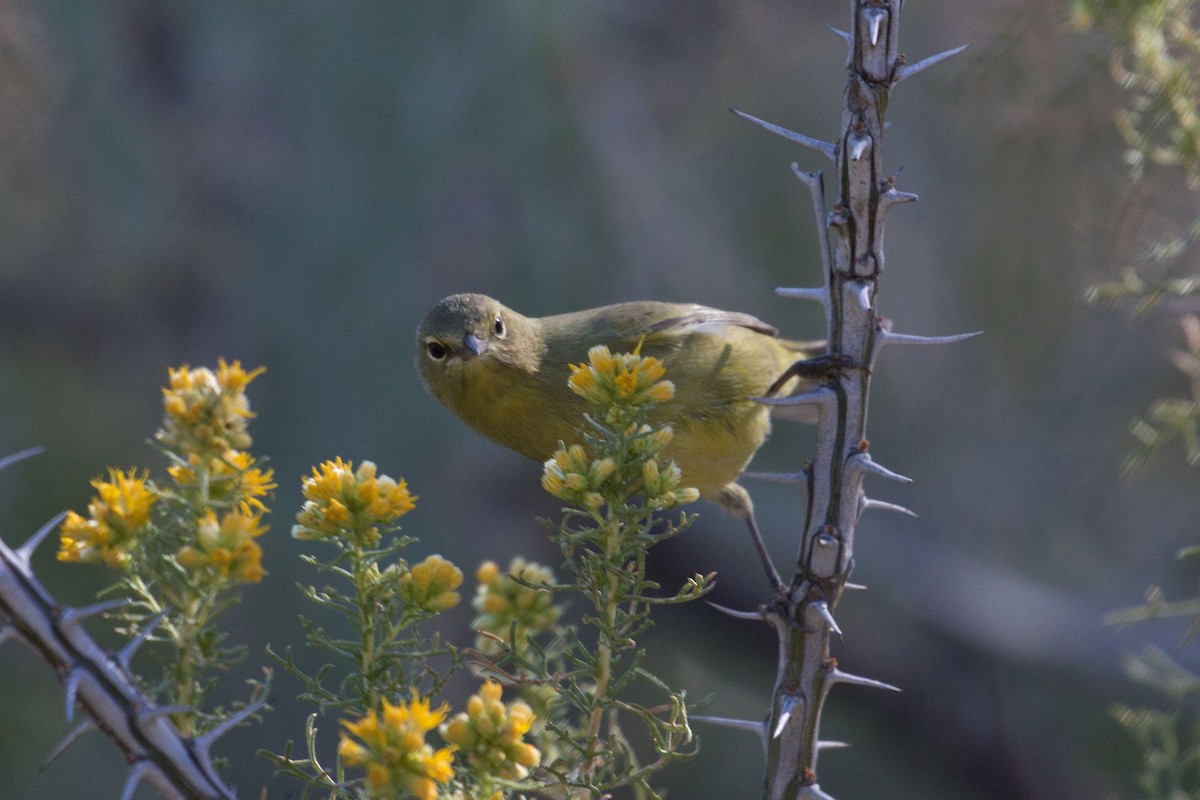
[{"xmin": 658, "ymin": 401, "xmax": 772, "ymax": 499}]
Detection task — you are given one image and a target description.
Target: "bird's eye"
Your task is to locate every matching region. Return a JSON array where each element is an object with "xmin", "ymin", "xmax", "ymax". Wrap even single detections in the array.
[
  {"xmin": 493, "ymin": 314, "xmax": 506, "ymax": 338},
  {"xmin": 426, "ymin": 341, "xmax": 447, "ymax": 361}
]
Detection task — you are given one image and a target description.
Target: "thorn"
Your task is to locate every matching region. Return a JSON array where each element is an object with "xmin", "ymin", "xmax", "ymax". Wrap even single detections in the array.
[
  {"xmin": 879, "ymin": 329, "xmax": 982, "ymax": 347},
  {"xmin": 691, "ymin": 714, "xmax": 766, "ymax": 735},
  {"xmin": 818, "ymin": 740, "xmax": 851, "ymax": 750},
  {"xmin": 773, "ymin": 693, "xmax": 803, "ymax": 738},
  {"xmin": 848, "ymin": 453, "xmax": 913, "ymax": 484},
  {"xmin": 789, "ymin": 165, "xmax": 834, "ymax": 299},
  {"xmin": 705, "ymin": 600, "xmax": 765, "ymax": 621},
  {"xmin": 16, "ymin": 512, "xmax": 68, "ymax": 565},
  {"xmin": 119, "ymin": 762, "xmax": 153, "ymax": 800},
  {"xmin": 776, "ymin": 287, "xmax": 828, "ymax": 303},
  {"xmin": 865, "ymin": 6, "xmax": 886, "ymax": 46},
  {"xmin": 813, "ymin": 600, "xmax": 842, "ymax": 636},
  {"xmin": 861, "ymin": 497, "xmax": 918, "ymax": 517},
  {"xmin": 730, "ymin": 108, "xmax": 837, "ymax": 161},
  {"xmin": 797, "ymin": 784, "xmax": 839, "ymax": 800},
  {"xmin": 59, "ymin": 599, "xmax": 127, "ymax": 630},
  {"xmin": 116, "ymin": 611, "xmax": 167, "ymax": 672},
  {"xmin": 830, "ymin": 668, "xmax": 901, "ymax": 692},
  {"xmin": 741, "ymin": 471, "xmax": 808, "ymax": 486},
  {"xmin": 40, "ymin": 720, "xmax": 96, "ymax": 770},
  {"xmin": 848, "ymin": 134, "xmax": 871, "ymax": 162},
  {"xmin": 844, "ymin": 582, "xmax": 868, "ymax": 591},
  {"xmin": 63, "ymin": 670, "xmax": 81, "ymax": 722},
  {"xmin": 0, "ymin": 625, "xmax": 22, "ymax": 648},
  {"xmin": 895, "ymin": 44, "xmax": 970, "ymax": 84},
  {"xmin": 791, "ymin": 164, "xmax": 823, "ymax": 184},
  {"xmin": 853, "ymin": 282, "xmax": 873, "ymax": 311},
  {"xmin": 879, "ymin": 187, "xmax": 918, "ymax": 207},
  {"xmin": 0, "ymin": 446, "xmax": 46, "ymax": 473},
  {"xmin": 826, "ymin": 24, "xmax": 850, "ymax": 43},
  {"xmin": 753, "ymin": 388, "xmax": 833, "ymax": 409},
  {"xmin": 193, "ymin": 697, "xmax": 267, "ymax": 760}
]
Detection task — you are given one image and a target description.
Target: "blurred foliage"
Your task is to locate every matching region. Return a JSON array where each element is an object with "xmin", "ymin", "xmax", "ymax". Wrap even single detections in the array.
[
  {"xmin": 1071, "ymin": 0, "xmax": 1200, "ymax": 187},
  {"xmin": 1109, "ymin": 552, "xmax": 1200, "ymax": 799},
  {"xmin": 1114, "ymin": 699, "xmax": 1200, "ymax": 800},
  {"xmin": 1076, "ymin": 0, "xmax": 1200, "ymax": 500},
  {"xmin": 1077, "ymin": 0, "xmax": 1200, "ymax": 340},
  {"xmin": 1123, "ymin": 313, "xmax": 1200, "ymax": 472},
  {"xmin": 1074, "ymin": 2, "xmax": 1200, "ymax": 798}
]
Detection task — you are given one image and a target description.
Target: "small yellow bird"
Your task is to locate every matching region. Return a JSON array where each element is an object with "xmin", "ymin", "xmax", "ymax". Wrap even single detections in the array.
[{"xmin": 415, "ymin": 294, "xmax": 818, "ymax": 564}]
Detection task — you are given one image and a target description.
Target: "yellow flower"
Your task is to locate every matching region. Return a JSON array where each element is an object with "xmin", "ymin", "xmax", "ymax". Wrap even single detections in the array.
[
  {"xmin": 649, "ymin": 381, "xmax": 675, "ymax": 403},
  {"xmin": 567, "ymin": 344, "xmax": 675, "ymax": 409},
  {"xmin": 639, "ymin": 458, "xmax": 700, "ymax": 511},
  {"xmin": 630, "ymin": 424, "xmax": 674, "ymax": 457},
  {"xmin": 441, "ymin": 680, "xmax": 541, "ymax": 782},
  {"xmin": 541, "ymin": 445, "xmax": 617, "ymax": 508},
  {"xmin": 175, "ymin": 505, "xmax": 267, "ymax": 584},
  {"xmin": 472, "ymin": 558, "xmax": 561, "ymax": 656},
  {"xmin": 156, "ymin": 359, "xmax": 265, "ymax": 458},
  {"xmin": 167, "ymin": 450, "xmax": 276, "ymax": 512},
  {"xmin": 57, "ymin": 468, "xmax": 158, "ymax": 569},
  {"xmin": 216, "ymin": 358, "xmax": 263, "ymax": 394},
  {"xmin": 400, "ymin": 554, "xmax": 464, "ymax": 613},
  {"xmin": 339, "ymin": 695, "xmax": 455, "ymax": 800},
  {"xmin": 614, "ymin": 371, "xmax": 638, "ymax": 398},
  {"xmin": 292, "ymin": 458, "xmax": 416, "ymax": 547}
]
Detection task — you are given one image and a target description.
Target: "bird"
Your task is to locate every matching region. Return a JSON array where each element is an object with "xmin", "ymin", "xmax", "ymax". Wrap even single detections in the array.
[{"xmin": 415, "ymin": 293, "xmax": 819, "ymax": 586}]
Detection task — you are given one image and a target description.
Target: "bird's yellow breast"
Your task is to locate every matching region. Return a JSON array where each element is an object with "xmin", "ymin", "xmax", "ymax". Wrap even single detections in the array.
[{"xmin": 442, "ymin": 356, "xmax": 585, "ymax": 463}]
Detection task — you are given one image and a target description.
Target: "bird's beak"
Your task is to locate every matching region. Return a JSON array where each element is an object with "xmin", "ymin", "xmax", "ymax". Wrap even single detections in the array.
[{"xmin": 462, "ymin": 333, "xmax": 488, "ymax": 358}]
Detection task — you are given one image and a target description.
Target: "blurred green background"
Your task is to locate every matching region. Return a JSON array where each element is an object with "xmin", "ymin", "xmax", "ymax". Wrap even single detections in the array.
[{"xmin": 0, "ymin": 1, "xmax": 1193, "ymax": 798}]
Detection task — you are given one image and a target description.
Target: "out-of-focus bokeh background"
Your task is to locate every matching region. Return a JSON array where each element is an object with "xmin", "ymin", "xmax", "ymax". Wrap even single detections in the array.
[{"xmin": 1, "ymin": 1, "xmax": 1194, "ymax": 797}]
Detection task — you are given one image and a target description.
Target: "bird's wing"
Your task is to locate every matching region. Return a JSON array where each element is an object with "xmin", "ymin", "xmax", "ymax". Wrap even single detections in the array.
[
  {"xmin": 539, "ymin": 302, "xmax": 783, "ymax": 365},
  {"xmin": 641, "ymin": 305, "xmax": 780, "ymax": 338}
]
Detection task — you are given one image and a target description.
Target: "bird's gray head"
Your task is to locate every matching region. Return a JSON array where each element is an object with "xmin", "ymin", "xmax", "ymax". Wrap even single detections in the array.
[{"xmin": 415, "ymin": 294, "xmax": 544, "ymax": 392}]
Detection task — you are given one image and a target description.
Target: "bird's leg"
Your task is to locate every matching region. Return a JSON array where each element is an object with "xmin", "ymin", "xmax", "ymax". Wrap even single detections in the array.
[
  {"xmin": 718, "ymin": 483, "xmax": 784, "ymax": 591},
  {"xmin": 765, "ymin": 353, "xmax": 867, "ymax": 397},
  {"xmin": 744, "ymin": 509, "xmax": 784, "ymax": 592}
]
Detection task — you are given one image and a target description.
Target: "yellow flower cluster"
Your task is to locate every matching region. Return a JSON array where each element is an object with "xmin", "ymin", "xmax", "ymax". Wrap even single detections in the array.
[
  {"xmin": 540, "ymin": 444, "xmax": 615, "ymax": 510},
  {"xmin": 399, "ymin": 554, "xmax": 464, "ymax": 613},
  {"xmin": 441, "ymin": 680, "xmax": 540, "ymax": 782},
  {"xmin": 541, "ymin": 427, "xmax": 697, "ymax": 512},
  {"xmin": 338, "ymin": 695, "xmax": 455, "ymax": 800},
  {"xmin": 157, "ymin": 359, "xmax": 265, "ymax": 457},
  {"xmin": 167, "ymin": 450, "xmax": 276, "ymax": 512},
  {"xmin": 175, "ymin": 505, "xmax": 267, "ymax": 584},
  {"xmin": 640, "ymin": 460, "xmax": 700, "ymax": 510},
  {"xmin": 473, "ymin": 558, "xmax": 561, "ymax": 656},
  {"xmin": 292, "ymin": 458, "xmax": 416, "ymax": 547},
  {"xmin": 629, "ymin": 423, "xmax": 675, "ymax": 458},
  {"xmin": 58, "ymin": 468, "xmax": 157, "ymax": 568},
  {"xmin": 567, "ymin": 344, "xmax": 675, "ymax": 409},
  {"xmin": 554, "ymin": 345, "xmax": 699, "ymax": 513}
]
